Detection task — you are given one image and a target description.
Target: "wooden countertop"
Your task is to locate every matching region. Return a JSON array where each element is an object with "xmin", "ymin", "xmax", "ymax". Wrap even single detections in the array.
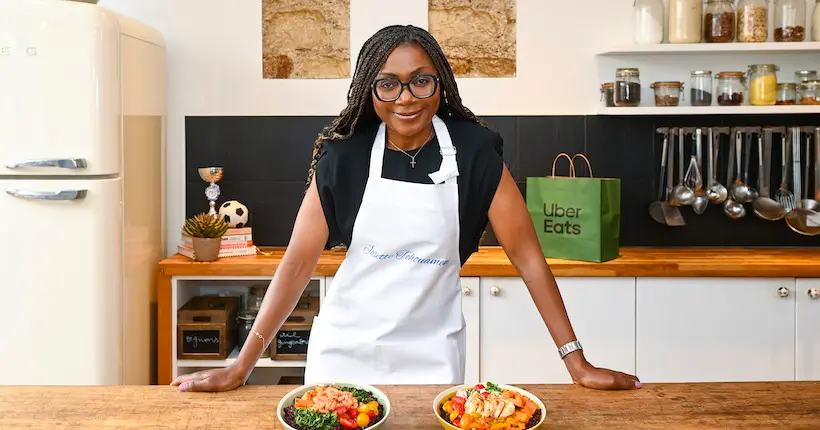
[
  {"xmin": 158, "ymin": 246, "xmax": 820, "ymax": 278},
  {"xmin": 1, "ymin": 382, "xmax": 818, "ymax": 429}
]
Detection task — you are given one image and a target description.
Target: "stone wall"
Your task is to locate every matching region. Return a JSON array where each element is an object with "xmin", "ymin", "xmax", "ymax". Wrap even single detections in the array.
[
  {"xmin": 262, "ymin": 0, "xmax": 350, "ymax": 79},
  {"xmin": 428, "ymin": 0, "xmax": 516, "ymax": 78}
]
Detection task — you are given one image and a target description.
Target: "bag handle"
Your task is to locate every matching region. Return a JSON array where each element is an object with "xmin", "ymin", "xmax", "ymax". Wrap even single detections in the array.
[
  {"xmin": 550, "ymin": 153, "xmax": 575, "ymax": 178},
  {"xmin": 571, "ymin": 153, "xmax": 594, "ymax": 178}
]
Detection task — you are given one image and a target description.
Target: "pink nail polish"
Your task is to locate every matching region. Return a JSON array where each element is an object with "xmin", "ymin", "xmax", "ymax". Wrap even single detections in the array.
[
  {"xmin": 180, "ymin": 383, "xmax": 188, "ymax": 391},
  {"xmin": 635, "ymin": 381, "xmax": 642, "ymax": 388}
]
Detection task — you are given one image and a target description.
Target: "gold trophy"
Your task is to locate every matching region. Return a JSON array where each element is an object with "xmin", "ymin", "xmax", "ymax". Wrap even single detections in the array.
[{"xmin": 198, "ymin": 167, "xmax": 224, "ymax": 218}]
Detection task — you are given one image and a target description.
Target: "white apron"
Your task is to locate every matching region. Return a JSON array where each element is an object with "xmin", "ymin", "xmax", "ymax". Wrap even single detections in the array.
[{"xmin": 303, "ymin": 115, "xmax": 466, "ymax": 385}]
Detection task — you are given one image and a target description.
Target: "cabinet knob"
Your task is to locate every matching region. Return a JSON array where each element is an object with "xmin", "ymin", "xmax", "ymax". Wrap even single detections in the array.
[
  {"xmin": 462, "ymin": 286, "xmax": 471, "ymax": 296},
  {"xmin": 809, "ymin": 288, "xmax": 819, "ymax": 299},
  {"xmin": 777, "ymin": 287, "xmax": 790, "ymax": 298},
  {"xmin": 490, "ymin": 286, "xmax": 500, "ymax": 296}
]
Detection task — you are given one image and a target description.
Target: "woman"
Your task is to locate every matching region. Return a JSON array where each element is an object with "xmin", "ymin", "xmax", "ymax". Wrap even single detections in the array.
[{"xmin": 173, "ymin": 24, "xmax": 640, "ymax": 392}]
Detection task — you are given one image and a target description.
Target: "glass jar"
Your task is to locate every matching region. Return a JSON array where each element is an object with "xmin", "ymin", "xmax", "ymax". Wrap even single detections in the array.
[
  {"xmin": 795, "ymin": 70, "xmax": 818, "ymax": 84},
  {"xmin": 704, "ymin": 0, "xmax": 736, "ymax": 42},
  {"xmin": 690, "ymin": 70, "xmax": 714, "ymax": 106},
  {"xmin": 634, "ymin": 0, "xmax": 665, "ymax": 44},
  {"xmin": 776, "ymin": 83, "xmax": 797, "ymax": 104},
  {"xmin": 615, "ymin": 68, "xmax": 641, "ymax": 107},
  {"xmin": 773, "ymin": 0, "xmax": 806, "ymax": 41},
  {"xmin": 669, "ymin": 0, "xmax": 704, "ymax": 43},
  {"xmin": 799, "ymin": 80, "xmax": 820, "ymax": 105},
  {"xmin": 651, "ymin": 81, "xmax": 685, "ymax": 106},
  {"xmin": 813, "ymin": 0, "xmax": 820, "ymax": 42},
  {"xmin": 737, "ymin": 0, "xmax": 769, "ymax": 42},
  {"xmin": 715, "ymin": 71, "xmax": 746, "ymax": 106},
  {"xmin": 748, "ymin": 64, "xmax": 779, "ymax": 106},
  {"xmin": 600, "ymin": 82, "xmax": 614, "ymax": 107},
  {"xmin": 247, "ymin": 285, "xmax": 266, "ymax": 312}
]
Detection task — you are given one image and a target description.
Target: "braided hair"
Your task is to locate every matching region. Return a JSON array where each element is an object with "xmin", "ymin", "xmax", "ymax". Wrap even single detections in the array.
[{"xmin": 304, "ymin": 24, "xmax": 486, "ymax": 189}]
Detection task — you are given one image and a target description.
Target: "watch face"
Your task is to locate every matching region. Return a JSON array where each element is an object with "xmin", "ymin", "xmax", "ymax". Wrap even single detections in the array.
[{"xmin": 205, "ymin": 184, "xmax": 221, "ymax": 200}]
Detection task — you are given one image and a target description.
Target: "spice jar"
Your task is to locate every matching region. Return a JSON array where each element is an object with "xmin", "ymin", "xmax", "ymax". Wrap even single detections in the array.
[
  {"xmin": 669, "ymin": 0, "xmax": 703, "ymax": 43},
  {"xmin": 737, "ymin": 0, "xmax": 769, "ymax": 42},
  {"xmin": 776, "ymin": 83, "xmax": 797, "ymax": 105},
  {"xmin": 716, "ymin": 71, "xmax": 746, "ymax": 106},
  {"xmin": 748, "ymin": 64, "xmax": 778, "ymax": 106},
  {"xmin": 689, "ymin": 70, "xmax": 713, "ymax": 106},
  {"xmin": 773, "ymin": 0, "xmax": 806, "ymax": 42},
  {"xmin": 651, "ymin": 81, "xmax": 685, "ymax": 107},
  {"xmin": 634, "ymin": 0, "xmax": 665, "ymax": 44},
  {"xmin": 798, "ymin": 80, "xmax": 820, "ymax": 105},
  {"xmin": 704, "ymin": 0, "xmax": 736, "ymax": 42},
  {"xmin": 615, "ymin": 68, "xmax": 641, "ymax": 107},
  {"xmin": 795, "ymin": 70, "xmax": 818, "ymax": 84},
  {"xmin": 600, "ymin": 83, "xmax": 615, "ymax": 107}
]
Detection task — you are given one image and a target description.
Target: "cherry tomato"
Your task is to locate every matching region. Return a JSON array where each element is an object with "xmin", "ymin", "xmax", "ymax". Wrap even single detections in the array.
[
  {"xmin": 356, "ymin": 412, "xmax": 370, "ymax": 427},
  {"xmin": 452, "ymin": 400, "xmax": 464, "ymax": 413},
  {"xmin": 474, "ymin": 384, "xmax": 485, "ymax": 390},
  {"xmin": 367, "ymin": 400, "xmax": 380, "ymax": 411},
  {"xmin": 481, "ymin": 391, "xmax": 490, "ymax": 397},
  {"xmin": 336, "ymin": 406, "xmax": 348, "ymax": 416},
  {"xmin": 339, "ymin": 416, "xmax": 358, "ymax": 429}
]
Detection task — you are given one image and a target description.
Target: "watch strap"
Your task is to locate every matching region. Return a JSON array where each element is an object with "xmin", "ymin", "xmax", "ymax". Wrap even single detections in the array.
[{"xmin": 558, "ymin": 340, "xmax": 583, "ymax": 359}]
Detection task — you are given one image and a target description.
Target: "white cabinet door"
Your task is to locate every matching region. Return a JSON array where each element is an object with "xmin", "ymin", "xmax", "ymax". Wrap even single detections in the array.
[
  {"xmin": 636, "ymin": 278, "xmax": 796, "ymax": 383},
  {"xmin": 796, "ymin": 279, "xmax": 820, "ymax": 381},
  {"xmin": 479, "ymin": 277, "xmax": 636, "ymax": 384},
  {"xmin": 461, "ymin": 277, "xmax": 480, "ymax": 385}
]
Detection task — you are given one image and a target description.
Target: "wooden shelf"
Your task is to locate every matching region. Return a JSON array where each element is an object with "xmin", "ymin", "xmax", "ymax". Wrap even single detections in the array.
[
  {"xmin": 177, "ymin": 346, "xmax": 306, "ymax": 368},
  {"xmin": 597, "ymin": 42, "xmax": 820, "ymax": 56},
  {"xmin": 598, "ymin": 105, "xmax": 820, "ymax": 115}
]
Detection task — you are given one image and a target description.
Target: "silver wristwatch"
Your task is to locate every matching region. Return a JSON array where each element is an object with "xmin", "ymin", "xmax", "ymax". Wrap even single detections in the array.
[{"xmin": 557, "ymin": 340, "xmax": 583, "ymax": 359}]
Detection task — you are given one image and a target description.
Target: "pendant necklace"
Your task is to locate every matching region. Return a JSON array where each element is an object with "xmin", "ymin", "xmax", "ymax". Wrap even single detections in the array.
[{"xmin": 388, "ymin": 129, "xmax": 434, "ymax": 169}]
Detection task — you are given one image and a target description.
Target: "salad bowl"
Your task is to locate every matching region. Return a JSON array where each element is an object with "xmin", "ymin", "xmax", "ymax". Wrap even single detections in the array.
[
  {"xmin": 277, "ymin": 381, "xmax": 391, "ymax": 430},
  {"xmin": 432, "ymin": 382, "xmax": 546, "ymax": 430}
]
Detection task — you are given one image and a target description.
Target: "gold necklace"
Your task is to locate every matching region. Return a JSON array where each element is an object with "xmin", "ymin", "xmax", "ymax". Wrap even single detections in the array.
[{"xmin": 387, "ymin": 129, "xmax": 434, "ymax": 169}]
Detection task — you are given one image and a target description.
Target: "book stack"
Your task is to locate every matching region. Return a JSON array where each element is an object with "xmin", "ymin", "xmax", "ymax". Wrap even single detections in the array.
[{"xmin": 177, "ymin": 227, "xmax": 257, "ymax": 259}]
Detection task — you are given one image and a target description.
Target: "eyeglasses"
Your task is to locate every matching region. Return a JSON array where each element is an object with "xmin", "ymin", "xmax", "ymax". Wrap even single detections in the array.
[{"xmin": 372, "ymin": 74, "xmax": 439, "ymax": 102}]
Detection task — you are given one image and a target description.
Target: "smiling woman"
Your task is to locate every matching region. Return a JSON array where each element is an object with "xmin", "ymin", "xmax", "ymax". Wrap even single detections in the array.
[{"xmin": 171, "ymin": 24, "xmax": 641, "ymax": 394}]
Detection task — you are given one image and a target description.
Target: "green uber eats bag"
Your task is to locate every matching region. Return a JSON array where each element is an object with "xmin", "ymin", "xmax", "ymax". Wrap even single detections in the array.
[{"xmin": 525, "ymin": 153, "xmax": 621, "ymax": 263}]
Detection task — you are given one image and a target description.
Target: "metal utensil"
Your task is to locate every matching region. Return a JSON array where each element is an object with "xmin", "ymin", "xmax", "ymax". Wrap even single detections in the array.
[
  {"xmin": 707, "ymin": 128, "xmax": 728, "ymax": 203},
  {"xmin": 785, "ymin": 127, "xmax": 820, "ymax": 236},
  {"xmin": 649, "ymin": 131, "xmax": 685, "ymax": 226},
  {"xmin": 774, "ymin": 134, "xmax": 795, "ymax": 212},
  {"xmin": 753, "ymin": 130, "xmax": 785, "ymax": 221},
  {"xmin": 671, "ymin": 128, "xmax": 695, "ymax": 206},
  {"xmin": 723, "ymin": 130, "xmax": 746, "ymax": 219},
  {"xmin": 729, "ymin": 131, "xmax": 752, "ymax": 203},
  {"xmin": 744, "ymin": 133, "xmax": 758, "ymax": 201},
  {"xmin": 649, "ymin": 132, "xmax": 670, "ymax": 225},
  {"xmin": 691, "ymin": 128, "xmax": 708, "ymax": 214},
  {"xmin": 800, "ymin": 133, "xmax": 819, "ymax": 211}
]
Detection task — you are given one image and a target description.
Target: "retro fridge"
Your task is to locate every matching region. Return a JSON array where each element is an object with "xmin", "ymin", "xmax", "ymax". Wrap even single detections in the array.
[{"xmin": 0, "ymin": 0, "xmax": 166, "ymax": 385}]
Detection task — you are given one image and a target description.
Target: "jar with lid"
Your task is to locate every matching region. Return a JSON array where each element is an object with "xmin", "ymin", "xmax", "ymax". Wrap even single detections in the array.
[
  {"xmin": 795, "ymin": 70, "xmax": 818, "ymax": 84},
  {"xmin": 748, "ymin": 64, "xmax": 779, "ymax": 106},
  {"xmin": 247, "ymin": 285, "xmax": 267, "ymax": 313},
  {"xmin": 669, "ymin": 0, "xmax": 703, "ymax": 43},
  {"xmin": 634, "ymin": 0, "xmax": 665, "ymax": 44},
  {"xmin": 704, "ymin": 0, "xmax": 736, "ymax": 42},
  {"xmin": 798, "ymin": 80, "xmax": 820, "ymax": 105},
  {"xmin": 236, "ymin": 311, "xmax": 270, "ymax": 357},
  {"xmin": 600, "ymin": 83, "xmax": 614, "ymax": 107},
  {"xmin": 813, "ymin": 0, "xmax": 820, "ymax": 42},
  {"xmin": 776, "ymin": 83, "xmax": 797, "ymax": 104},
  {"xmin": 614, "ymin": 68, "xmax": 641, "ymax": 107},
  {"xmin": 715, "ymin": 71, "xmax": 746, "ymax": 106},
  {"xmin": 651, "ymin": 81, "xmax": 685, "ymax": 106},
  {"xmin": 690, "ymin": 70, "xmax": 714, "ymax": 106},
  {"xmin": 737, "ymin": 0, "xmax": 769, "ymax": 42},
  {"xmin": 773, "ymin": 0, "xmax": 806, "ymax": 41}
]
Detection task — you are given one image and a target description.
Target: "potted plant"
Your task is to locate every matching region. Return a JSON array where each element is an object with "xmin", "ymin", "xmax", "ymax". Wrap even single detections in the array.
[{"xmin": 182, "ymin": 213, "xmax": 229, "ymax": 262}]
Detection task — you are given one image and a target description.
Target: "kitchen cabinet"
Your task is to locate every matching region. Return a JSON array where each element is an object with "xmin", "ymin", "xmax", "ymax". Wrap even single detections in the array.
[
  {"xmin": 796, "ymin": 279, "xmax": 820, "ymax": 381},
  {"xmin": 636, "ymin": 278, "xmax": 796, "ymax": 383},
  {"xmin": 460, "ymin": 277, "xmax": 480, "ymax": 384},
  {"xmin": 478, "ymin": 277, "xmax": 636, "ymax": 384}
]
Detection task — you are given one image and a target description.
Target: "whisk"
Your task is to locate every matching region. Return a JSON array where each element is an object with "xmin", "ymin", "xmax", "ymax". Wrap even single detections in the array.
[{"xmin": 775, "ymin": 134, "xmax": 795, "ymax": 212}]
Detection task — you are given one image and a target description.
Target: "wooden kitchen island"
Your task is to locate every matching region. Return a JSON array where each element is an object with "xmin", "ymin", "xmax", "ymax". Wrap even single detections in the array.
[{"xmin": 1, "ymin": 382, "xmax": 818, "ymax": 429}]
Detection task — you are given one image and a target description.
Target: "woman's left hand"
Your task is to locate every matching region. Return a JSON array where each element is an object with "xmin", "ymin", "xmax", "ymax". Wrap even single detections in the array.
[{"xmin": 566, "ymin": 354, "xmax": 642, "ymax": 390}]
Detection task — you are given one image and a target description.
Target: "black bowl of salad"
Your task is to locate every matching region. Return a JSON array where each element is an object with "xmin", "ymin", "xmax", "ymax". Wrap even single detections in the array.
[{"xmin": 277, "ymin": 382, "xmax": 390, "ymax": 430}]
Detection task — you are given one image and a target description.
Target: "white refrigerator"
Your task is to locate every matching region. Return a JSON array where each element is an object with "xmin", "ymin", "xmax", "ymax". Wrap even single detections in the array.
[{"xmin": 0, "ymin": 0, "xmax": 166, "ymax": 385}]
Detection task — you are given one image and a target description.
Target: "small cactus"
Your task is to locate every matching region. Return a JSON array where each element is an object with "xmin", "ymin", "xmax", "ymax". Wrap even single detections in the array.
[{"xmin": 183, "ymin": 213, "xmax": 229, "ymax": 238}]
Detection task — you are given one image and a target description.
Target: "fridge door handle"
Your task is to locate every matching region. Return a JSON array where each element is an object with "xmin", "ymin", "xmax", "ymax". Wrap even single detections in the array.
[
  {"xmin": 5, "ymin": 189, "xmax": 88, "ymax": 200},
  {"xmin": 4, "ymin": 158, "xmax": 88, "ymax": 169}
]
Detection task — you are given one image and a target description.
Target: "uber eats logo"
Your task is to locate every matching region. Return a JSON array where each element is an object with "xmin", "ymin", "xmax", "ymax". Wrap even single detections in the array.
[{"xmin": 542, "ymin": 202, "xmax": 583, "ymax": 235}]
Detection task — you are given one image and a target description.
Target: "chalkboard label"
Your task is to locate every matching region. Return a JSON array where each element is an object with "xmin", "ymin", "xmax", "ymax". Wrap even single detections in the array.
[
  {"xmin": 276, "ymin": 330, "xmax": 310, "ymax": 355},
  {"xmin": 182, "ymin": 330, "xmax": 221, "ymax": 354}
]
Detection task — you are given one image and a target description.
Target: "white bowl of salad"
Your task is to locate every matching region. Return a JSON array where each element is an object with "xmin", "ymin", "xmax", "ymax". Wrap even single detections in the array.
[
  {"xmin": 277, "ymin": 382, "xmax": 390, "ymax": 430},
  {"xmin": 432, "ymin": 381, "xmax": 546, "ymax": 429}
]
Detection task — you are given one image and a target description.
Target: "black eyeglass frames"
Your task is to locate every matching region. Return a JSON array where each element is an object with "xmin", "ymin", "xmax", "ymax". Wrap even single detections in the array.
[{"xmin": 371, "ymin": 74, "xmax": 439, "ymax": 102}]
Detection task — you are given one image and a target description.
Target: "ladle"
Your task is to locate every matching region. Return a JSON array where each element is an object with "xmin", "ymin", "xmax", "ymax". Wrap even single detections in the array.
[
  {"xmin": 799, "ymin": 133, "xmax": 819, "ymax": 212},
  {"xmin": 753, "ymin": 129, "xmax": 786, "ymax": 221},
  {"xmin": 729, "ymin": 131, "xmax": 753, "ymax": 203},
  {"xmin": 649, "ymin": 130, "xmax": 685, "ymax": 226},
  {"xmin": 723, "ymin": 130, "xmax": 746, "ymax": 219},
  {"xmin": 707, "ymin": 127, "xmax": 728, "ymax": 204},
  {"xmin": 743, "ymin": 133, "xmax": 759, "ymax": 201},
  {"xmin": 691, "ymin": 128, "xmax": 708, "ymax": 214},
  {"xmin": 671, "ymin": 127, "xmax": 695, "ymax": 207},
  {"xmin": 785, "ymin": 127, "xmax": 820, "ymax": 236}
]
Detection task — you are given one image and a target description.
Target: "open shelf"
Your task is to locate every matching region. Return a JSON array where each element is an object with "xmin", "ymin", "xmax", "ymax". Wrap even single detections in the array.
[
  {"xmin": 177, "ymin": 346, "xmax": 307, "ymax": 368},
  {"xmin": 598, "ymin": 105, "xmax": 820, "ymax": 115},
  {"xmin": 597, "ymin": 42, "xmax": 820, "ymax": 56}
]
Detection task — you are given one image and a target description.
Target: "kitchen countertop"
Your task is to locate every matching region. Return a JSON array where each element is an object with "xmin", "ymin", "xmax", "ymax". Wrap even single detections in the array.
[
  {"xmin": 1, "ymin": 382, "xmax": 818, "ymax": 429},
  {"xmin": 158, "ymin": 246, "xmax": 820, "ymax": 277}
]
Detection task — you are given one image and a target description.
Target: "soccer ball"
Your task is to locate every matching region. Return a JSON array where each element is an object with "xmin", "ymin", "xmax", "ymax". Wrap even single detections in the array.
[{"xmin": 218, "ymin": 200, "xmax": 249, "ymax": 228}]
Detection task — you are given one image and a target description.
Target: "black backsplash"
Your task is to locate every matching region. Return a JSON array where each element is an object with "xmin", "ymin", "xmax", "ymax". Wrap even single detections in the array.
[{"xmin": 185, "ymin": 114, "xmax": 819, "ymax": 248}]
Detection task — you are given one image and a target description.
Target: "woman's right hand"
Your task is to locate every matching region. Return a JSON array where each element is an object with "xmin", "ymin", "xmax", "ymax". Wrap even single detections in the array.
[{"xmin": 170, "ymin": 365, "xmax": 246, "ymax": 392}]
